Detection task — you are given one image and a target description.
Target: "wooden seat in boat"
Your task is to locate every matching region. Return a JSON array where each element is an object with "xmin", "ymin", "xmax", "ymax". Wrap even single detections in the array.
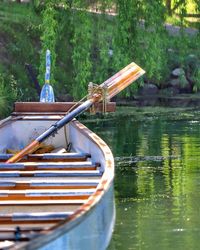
[
  {"xmin": 0, "ymin": 152, "xmax": 91, "ymax": 162},
  {"xmin": 0, "ymin": 179, "xmax": 99, "ymax": 189},
  {"xmin": 0, "ymin": 170, "xmax": 102, "ymax": 177},
  {"xmin": 0, "ymin": 161, "xmax": 99, "ymax": 171}
]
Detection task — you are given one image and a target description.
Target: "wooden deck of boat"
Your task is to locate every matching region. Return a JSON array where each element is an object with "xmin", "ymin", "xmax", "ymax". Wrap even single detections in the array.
[{"xmin": 0, "ymin": 151, "xmax": 101, "ymax": 246}]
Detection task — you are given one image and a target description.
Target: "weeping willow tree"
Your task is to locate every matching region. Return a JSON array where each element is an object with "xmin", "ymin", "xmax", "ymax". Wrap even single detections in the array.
[
  {"xmin": 112, "ymin": 0, "xmax": 167, "ymax": 96},
  {"xmin": 36, "ymin": 0, "xmax": 200, "ymax": 97},
  {"xmin": 37, "ymin": 1, "xmax": 58, "ymax": 87},
  {"xmin": 165, "ymin": 0, "xmax": 200, "ymax": 17},
  {"xmin": 70, "ymin": 2, "xmax": 93, "ymax": 99},
  {"xmin": 91, "ymin": 0, "xmax": 115, "ymax": 83},
  {"xmin": 139, "ymin": 0, "xmax": 168, "ymax": 83},
  {"xmin": 37, "ymin": 0, "xmax": 68, "ymax": 87},
  {"xmin": 165, "ymin": 0, "xmax": 200, "ymax": 91}
]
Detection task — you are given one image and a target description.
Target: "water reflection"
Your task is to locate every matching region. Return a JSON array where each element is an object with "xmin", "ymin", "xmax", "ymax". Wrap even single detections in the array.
[{"xmin": 82, "ymin": 107, "xmax": 200, "ymax": 250}]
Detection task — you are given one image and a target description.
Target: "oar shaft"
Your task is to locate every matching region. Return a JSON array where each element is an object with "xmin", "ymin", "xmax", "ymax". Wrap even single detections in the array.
[
  {"xmin": 37, "ymin": 99, "xmax": 94, "ymax": 142},
  {"xmin": 6, "ymin": 140, "xmax": 40, "ymax": 163}
]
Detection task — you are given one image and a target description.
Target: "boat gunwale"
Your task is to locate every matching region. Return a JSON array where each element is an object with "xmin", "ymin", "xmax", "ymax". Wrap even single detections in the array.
[{"xmin": 11, "ymin": 118, "xmax": 115, "ymax": 250}]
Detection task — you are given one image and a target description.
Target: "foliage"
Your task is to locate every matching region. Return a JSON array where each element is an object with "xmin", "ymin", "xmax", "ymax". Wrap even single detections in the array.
[
  {"xmin": 0, "ymin": 3, "xmax": 40, "ymax": 103},
  {"xmin": 0, "ymin": 73, "xmax": 17, "ymax": 118},
  {"xmin": 192, "ymin": 67, "xmax": 200, "ymax": 92},
  {"xmin": 112, "ymin": 0, "xmax": 168, "ymax": 95},
  {"xmin": 139, "ymin": 0, "xmax": 168, "ymax": 84},
  {"xmin": 37, "ymin": 1, "xmax": 58, "ymax": 87},
  {"xmin": 54, "ymin": 8, "xmax": 74, "ymax": 96},
  {"xmin": 91, "ymin": 2, "xmax": 114, "ymax": 84},
  {"xmin": 70, "ymin": 2, "xmax": 93, "ymax": 99},
  {"xmin": 0, "ymin": 0, "xmax": 200, "ymax": 113}
]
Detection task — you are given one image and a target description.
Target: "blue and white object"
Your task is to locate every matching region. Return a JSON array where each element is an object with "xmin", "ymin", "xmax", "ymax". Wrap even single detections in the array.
[{"xmin": 40, "ymin": 49, "xmax": 55, "ymax": 102}]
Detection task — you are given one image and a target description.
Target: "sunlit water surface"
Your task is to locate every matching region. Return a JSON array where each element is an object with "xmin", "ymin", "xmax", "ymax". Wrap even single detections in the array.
[{"xmin": 82, "ymin": 107, "xmax": 200, "ymax": 250}]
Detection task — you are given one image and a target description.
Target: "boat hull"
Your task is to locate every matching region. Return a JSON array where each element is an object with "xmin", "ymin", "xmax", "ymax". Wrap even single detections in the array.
[
  {"xmin": 0, "ymin": 112, "xmax": 115, "ymax": 250},
  {"xmin": 31, "ymin": 184, "xmax": 115, "ymax": 250}
]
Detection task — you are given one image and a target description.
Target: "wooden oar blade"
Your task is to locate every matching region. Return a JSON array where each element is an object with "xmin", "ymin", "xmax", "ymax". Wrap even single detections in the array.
[{"xmin": 101, "ymin": 62, "xmax": 145, "ymax": 99}]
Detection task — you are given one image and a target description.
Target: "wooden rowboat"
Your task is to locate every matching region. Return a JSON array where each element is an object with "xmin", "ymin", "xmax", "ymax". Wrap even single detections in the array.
[
  {"xmin": 0, "ymin": 102, "xmax": 115, "ymax": 250},
  {"xmin": 0, "ymin": 62, "xmax": 145, "ymax": 249}
]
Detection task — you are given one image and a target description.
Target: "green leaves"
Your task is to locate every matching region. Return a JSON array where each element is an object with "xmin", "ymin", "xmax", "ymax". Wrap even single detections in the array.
[
  {"xmin": 38, "ymin": 2, "xmax": 58, "ymax": 87},
  {"xmin": 71, "ymin": 9, "xmax": 93, "ymax": 99},
  {"xmin": 0, "ymin": 73, "xmax": 17, "ymax": 118}
]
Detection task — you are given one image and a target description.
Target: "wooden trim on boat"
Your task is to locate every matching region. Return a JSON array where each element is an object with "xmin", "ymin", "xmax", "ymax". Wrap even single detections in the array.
[{"xmin": 13, "ymin": 102, "xmax": 116, "ymax": 114}]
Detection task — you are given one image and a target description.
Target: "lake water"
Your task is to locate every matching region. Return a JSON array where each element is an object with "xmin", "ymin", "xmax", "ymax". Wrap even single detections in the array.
[{"xmin": 83, "ymin": 106, "xmax": 200, "ymax": 250}]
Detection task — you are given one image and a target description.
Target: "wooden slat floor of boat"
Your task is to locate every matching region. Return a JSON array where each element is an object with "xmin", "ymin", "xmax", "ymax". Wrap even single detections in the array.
[
  {"xmin": 0, "ymin": 212, "xmax": 72, "ymax": 221},
  {"xmin": 0, "ymin": 224, "xmax": 53, "ymax": 231},
  {"xmin": 0, "ymin": 227, "xmax": 45, "ymax": 233},
  {"xmin": 0, "ymin": 152, "xmax": 91, "ymax": 162},
  {"xmin": 0, "ymin": 170, "xmax": 102, "ymax": 177},
  {"xmin": 0, "ymin": 204, "xmax": 79, "ymax": 214},
  {"xmin": 0, "ymin": 148, "xmax": 101, "ymax": 243},
  {"xmin": 0, "ymin": 176, "xmax": 101, "ymax": 181},
  {"xmin": 0, "ymin": 227, "xmax": 47, "ymax": 241},
  {"xmin": 0, "ymin": 241, "xmax": 15, "ymax": 249},
  {"xmin": 0, "ymin": 199, "xmax": 86, "ymax": 205},
  {"xmin": 0, "ymin": 234, "xmax": 31, "ymax": 241},
  {"xmin": 0, "ymin": 225, "xmax": 51, "ymax": 242},
  {"xmin": 0, "ymin": 162, "xmax": 98, "ymax": 171},
  {"xmin": 0, "ymin": 215, "xmax": 71, "ymax": 225},
  {"xmin": 0, "ymin": 180, "xmax": 99, "ymax": 190},
  {"xmin": 27, "ymin": 152, "xmax": 91, "ymax": 162},
  {"xmin": 0, "ymin": 188, "xmax": 95, "ymax": 201},
  {"xmin": 0, "ymin": 219, "xmax": 59, "ymax": 225}
]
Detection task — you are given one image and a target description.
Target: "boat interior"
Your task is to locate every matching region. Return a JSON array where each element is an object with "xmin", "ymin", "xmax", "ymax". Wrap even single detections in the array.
[{"xmin": 0, "ymin": 102, "xmax": 115, "ymax": 249}]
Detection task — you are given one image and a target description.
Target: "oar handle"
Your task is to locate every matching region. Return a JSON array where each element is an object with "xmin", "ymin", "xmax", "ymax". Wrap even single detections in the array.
[
  {"xmin": 100, "ymin": 62, "xmax": 145, "ymax": 100},
  {"xmin": 102, "ymin": 63, "xmax": 135, "ymax": 88},
  {"xmin": 107, "ymin": 64, "xmax": 145, "ymax": 98}
]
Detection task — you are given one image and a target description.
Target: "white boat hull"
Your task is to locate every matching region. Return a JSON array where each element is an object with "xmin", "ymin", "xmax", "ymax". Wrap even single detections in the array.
[{"xmin": 0, "ymin": 113, "xmax": 115, "ymax": 250}]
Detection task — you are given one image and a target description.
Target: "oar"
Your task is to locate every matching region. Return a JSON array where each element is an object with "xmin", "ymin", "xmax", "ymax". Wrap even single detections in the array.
[{"xmin": 6, "ymin": 62, "xmax": 145, "ymax": 164}]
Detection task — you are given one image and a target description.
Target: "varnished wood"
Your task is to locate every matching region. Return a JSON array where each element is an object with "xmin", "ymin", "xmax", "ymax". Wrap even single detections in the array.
[
  {"xmin": 0, "ymin": 227, "xmax": 44, "ymax": 232},
  {"xmin": 0, "ymin": 152, "xmax": 90, "ymax": 162},
  {"xmin": 0, "ymin": 183, "xmax": 97, "ymax": 190},
  {"xmin": 6, "ymin": 140, "xmax": 40, "ymax": 164},
  {"xmin": 0, "ymin": 170, "xmax": 102, "ymax": 177},
  {"xmin": 0, "ymin": 195, "xmax": 90, "ymax": 201},
  {"xmin": 0, "ymin": 163, "xmax": 97, "ymax": 171},
  {"xmin": 0, "ymin": 204, "xmax": 79, "ymax": 214},
  {"xmin": 14, "ymin": 102, "xmax": 116, "ymax": 113},
  {"xmin": 26, "ymin": 156, "xmax": 88, "ymax": 162},
  {"xmin": 0, "ymin": 218, "xmax": 62, "ymax": 225},
  {"xmin": 0, "ymin": 199, "xmax": 85, "ymax": 205}
]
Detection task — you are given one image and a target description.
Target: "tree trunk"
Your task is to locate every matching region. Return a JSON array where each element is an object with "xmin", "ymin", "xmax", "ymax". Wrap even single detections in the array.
[{"xmin": 166, "ymin": 0, "xmax": 172, "ymax": 15}]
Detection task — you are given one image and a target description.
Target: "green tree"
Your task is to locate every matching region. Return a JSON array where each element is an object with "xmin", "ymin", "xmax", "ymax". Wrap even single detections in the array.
[
  {"xmin": 38, "ymin": 2, "xmax": 58, "ymax": 87},
  {"xmin": 70, "ymin": 1, "xmax": 93, "ymax": 99}
]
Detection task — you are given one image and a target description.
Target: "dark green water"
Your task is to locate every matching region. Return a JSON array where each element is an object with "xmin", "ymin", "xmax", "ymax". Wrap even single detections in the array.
[{"xmin": 82, "ymin": 106, "xmax": 200, "ymax": 250}]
